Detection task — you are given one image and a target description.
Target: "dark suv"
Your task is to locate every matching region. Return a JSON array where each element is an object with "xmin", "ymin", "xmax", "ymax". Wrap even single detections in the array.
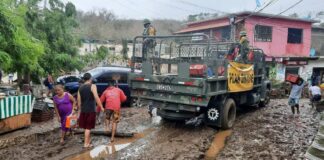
[
  {"xmin": 56, "ymin": 75, "xmax": 81, "ymax": 94},
  {"xmin": 87, "ymin": 67, "xmax": 138, "ymax": 107}
]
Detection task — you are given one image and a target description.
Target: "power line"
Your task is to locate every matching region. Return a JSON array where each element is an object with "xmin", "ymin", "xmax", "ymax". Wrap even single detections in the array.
[
  {"xmin": 176, "ymin": 0, "xmax": 228, "ymax": 14},
  {"xmin": 242, "ymin": 0, "xmax": 280, "ymax": 20},
  {"xmin": 277, "ymin": 0, "xmax": 303, "ymax": 15},
  {"xmin": 155, "ymin": 0, "xmax": 197, "ymax": 14},
  {"xmin": 251, "ymin": 0, "xmax": 306, "ymax": 26}
]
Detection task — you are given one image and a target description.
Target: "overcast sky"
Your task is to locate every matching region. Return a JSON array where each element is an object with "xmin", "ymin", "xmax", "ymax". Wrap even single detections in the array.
[{"xmin": 62, "ymin": 0, "xmax": 324, "ymax": 20}]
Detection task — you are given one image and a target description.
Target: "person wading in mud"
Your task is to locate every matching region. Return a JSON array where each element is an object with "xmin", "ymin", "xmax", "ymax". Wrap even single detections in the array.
[
  {"xmin": 99, "ymin": 81, "xmax": 127, "ymax": 143},
  {"xmin": 77, "ymin": 73, "xmax": 104, "ymax": 148},
  {"xmin": 44, "ymin": 73, "xmax": 54, "ymax": 97},
  {"xmin": 53, "ymin": 84, "xmax": 76, "ymax": 145},
  {"xmin": 288, "ymin": 77, "xmax": 306, "ymax": 117}
]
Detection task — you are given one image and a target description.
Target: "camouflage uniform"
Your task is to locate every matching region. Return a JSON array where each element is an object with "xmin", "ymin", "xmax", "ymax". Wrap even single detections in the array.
[
  {"xmin": 235, "ymin": 31, "xmax": 249, "ymax": 63},
  {"xmin": 142, "ymin": 19, "xmax": 157, "ymax": 61}
]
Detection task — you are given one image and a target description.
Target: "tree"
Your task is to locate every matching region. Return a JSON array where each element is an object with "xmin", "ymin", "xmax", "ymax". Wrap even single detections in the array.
[
  {"xmin": 25, "ymin": 0, "xmax": 83, "ymax": 74},
  {"xmin": 0, "ymin": 0, "xmax": 44, "ymax": 82},
  {"xmin": 96, "ymin": 46, "xmax": 109, "ymax": 60}
]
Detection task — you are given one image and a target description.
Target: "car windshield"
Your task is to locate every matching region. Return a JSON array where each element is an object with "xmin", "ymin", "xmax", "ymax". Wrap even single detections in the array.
[
  {"xmin": 64, "ymin": 76, "xmax": 80, "ymax": 83},
  {"xmin": 87, "ymin": 68, "xmax": 104, "ymax": 77}
]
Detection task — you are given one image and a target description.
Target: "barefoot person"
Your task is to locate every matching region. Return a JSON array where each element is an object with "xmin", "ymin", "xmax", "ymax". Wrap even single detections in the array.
[
  {"xmin": 53, "ymin": 84, "xmax": 76, "ymax": 144},
  {"xmin": 77, "ymin": 73, "xmax": 104, "ymax": 148},
  {"xmin": 100, "ymin": 81, "xmax": 127, "ymax": 143}
]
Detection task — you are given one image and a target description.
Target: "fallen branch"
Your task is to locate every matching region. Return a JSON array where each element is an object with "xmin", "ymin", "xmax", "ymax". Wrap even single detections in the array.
[{"xmin": 73, "ymin": 129, "xmax": 134, "ymax": 137}]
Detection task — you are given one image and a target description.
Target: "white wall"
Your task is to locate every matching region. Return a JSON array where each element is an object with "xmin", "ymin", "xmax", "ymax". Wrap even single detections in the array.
[{"xmin": 303, "ymin": 58, "xmax": 324, "ymax": 80}]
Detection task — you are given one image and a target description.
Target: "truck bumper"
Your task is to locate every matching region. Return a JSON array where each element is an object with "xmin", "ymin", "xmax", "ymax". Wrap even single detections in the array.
[
  {"xmin": 157, "ymin": 109, "xmax": 197, "ymax": 120},
  {"xmin": 154, "ymin": 101, "xmax": 202, "ymax": 120}
]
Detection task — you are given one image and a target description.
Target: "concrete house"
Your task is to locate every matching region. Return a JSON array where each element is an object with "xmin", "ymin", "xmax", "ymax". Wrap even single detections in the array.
[{"xmin": 176, "ymin": 11, "xmax": 317, "ymax": 82}]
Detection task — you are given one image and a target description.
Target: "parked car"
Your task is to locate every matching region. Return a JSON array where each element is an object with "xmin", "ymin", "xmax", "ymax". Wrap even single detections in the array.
[
  {"xmin": 0, "ymin": 86, "xmax": 17, "ymax": 96},
  {"xmin": 87, "ymin": 66, "xmax": 140, "ymax": 107},
  {"xmin": 56, "ymin": 75, "xmax": 81, "ymax": 94}
]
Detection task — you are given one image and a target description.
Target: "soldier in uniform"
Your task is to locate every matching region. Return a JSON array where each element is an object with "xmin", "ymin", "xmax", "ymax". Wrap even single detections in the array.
[
  {"xmin": 142, "ymin": 19, "xmax": 156, "ymax": 61},
  {"xmin": 235, "ymin": 31, "xmax": 250, "ymax": 63}
]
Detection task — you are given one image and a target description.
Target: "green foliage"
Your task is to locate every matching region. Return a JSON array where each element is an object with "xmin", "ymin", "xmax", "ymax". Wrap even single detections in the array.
[
  {"xmin": 0, "ymin": 0, "xmax": 84, "ymax": 83},
  {"xmin": 0, "ymin": 0, "xmax": 44, "ymax": 73},
  {"xmin": 25, "ymin": 0, "xmax": 82, "ymax": 74},
  {"xmin": 0, "ymin": 51, "xmax": 12, "ymax": 69},
  {"xmin": 96, "ymin": 46, "xmax": 109, "ymax": 60},
  {"xmin": 65, "ymin": 2, "xmax": 77, "ymax": 17}
]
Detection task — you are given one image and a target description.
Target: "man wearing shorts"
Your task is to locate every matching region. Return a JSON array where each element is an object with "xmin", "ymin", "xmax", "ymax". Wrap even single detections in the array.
[
  {"xmin": 288, "ymin": 77, "xmax": 305, "ymax": 116},
  {"xmin": 77, "ymin": 73, "xmax": 104, "ymax": 148},
  {"xmin": 309, "ymin": 83, "xmax": 322, "ymax": 107},
  {"xmin": 100, "ymin": 81, "xmax": 127, "ymax": 142}
]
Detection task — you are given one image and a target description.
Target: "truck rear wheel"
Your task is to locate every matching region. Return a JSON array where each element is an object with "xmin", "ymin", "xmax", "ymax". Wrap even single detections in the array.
[{"xmin": 221, "ymin": 98, "xmax": 236, "ymax": 129}]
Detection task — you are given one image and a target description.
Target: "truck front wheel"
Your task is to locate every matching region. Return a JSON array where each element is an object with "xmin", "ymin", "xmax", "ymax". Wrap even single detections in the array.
[
  {"xmin": 259, "ymin": 89, "xmax": 270, "ymax": 107},
  {"xmin": 221, "ymin": 98, "xmax": 236, "ymax": 129}
]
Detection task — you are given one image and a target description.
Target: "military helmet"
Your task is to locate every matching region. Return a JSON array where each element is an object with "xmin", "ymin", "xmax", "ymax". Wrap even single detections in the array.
[
  {"xmin": 143, "ymin": 19, "xmax": 151, "ymax": 25},
  {"xmin": 240, "ymin": 31, "xmax": 247, "ymax": 36}
]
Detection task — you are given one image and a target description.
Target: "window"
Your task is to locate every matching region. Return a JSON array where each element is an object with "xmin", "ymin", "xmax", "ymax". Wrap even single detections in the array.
[
  {"xmin": 254, "ymin": 25, "xmax": 272, "ymax": 42},
  {"xmin": 96, "ymin": 72, "xmax": 128, "ymax": 84},
  {"xmin": 220, "ymin": 27, "xmax": 230, "ymax": 41},
  {"xmin": 287, "ymin": 28, "xmax": 303, "ymax": 44},
  {"xmin": 97, "ymin": 72, "xmax": 112, "ymax": 83}
]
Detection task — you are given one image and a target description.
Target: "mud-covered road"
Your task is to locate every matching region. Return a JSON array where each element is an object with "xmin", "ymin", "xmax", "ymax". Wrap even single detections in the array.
[{"xmin": 0, "ymin": 99, "xmax": 320, "ymax": 160}]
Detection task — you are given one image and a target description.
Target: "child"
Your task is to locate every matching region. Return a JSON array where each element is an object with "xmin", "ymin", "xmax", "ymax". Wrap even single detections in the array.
[
  {"xmin": 100, "ymin": 81, "xmax": 127, "ymax": 143},
  {"xmin": 53, "ymin": 84, "xmax": 76, "ymax": 144}
]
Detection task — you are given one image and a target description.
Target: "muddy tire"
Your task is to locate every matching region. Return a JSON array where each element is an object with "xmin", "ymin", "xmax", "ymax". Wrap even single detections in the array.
[
  {"xmin": 221, "ymin": 98, "xmax": 236, "ymax": 129},
  {"xmin": 259, "ymin": 89, "xmax": 270, "ymax": 107}
]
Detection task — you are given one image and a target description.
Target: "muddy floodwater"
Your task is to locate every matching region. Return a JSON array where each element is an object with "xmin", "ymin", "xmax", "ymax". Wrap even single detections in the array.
[{"xmin": 0, "ymin": 99, "xmax": 320, "ymax": 160}]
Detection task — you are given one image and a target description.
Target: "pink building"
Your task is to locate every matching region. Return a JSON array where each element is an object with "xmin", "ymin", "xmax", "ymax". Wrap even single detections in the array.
[{"xmin": 176, "ymin": 11, "xmax": 317, "ymax": 81}]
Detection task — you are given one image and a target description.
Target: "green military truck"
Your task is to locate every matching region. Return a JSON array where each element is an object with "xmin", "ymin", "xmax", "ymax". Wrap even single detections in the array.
[{"xmin": 129, "ymin": 34, "xmax": 271, "ymax": 129}]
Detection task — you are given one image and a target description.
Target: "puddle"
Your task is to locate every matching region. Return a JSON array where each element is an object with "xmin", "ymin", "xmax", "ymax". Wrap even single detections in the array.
[
  {"xmin": 205, "ymin": 130, "xmax": 232, "ymax": 160},
  {"xmin": 66, "ymin": 128, "xmax": 155, "ymax": 160},
  {"xmin": 151, "ymin": 108, "xmax": 162, "ymax": 125}
]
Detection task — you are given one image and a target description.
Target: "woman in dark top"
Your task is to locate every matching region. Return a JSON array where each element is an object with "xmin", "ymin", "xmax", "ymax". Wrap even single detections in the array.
[{"xmin": 77, "ymin": 73, "xmax": 104, "ymax": 148}]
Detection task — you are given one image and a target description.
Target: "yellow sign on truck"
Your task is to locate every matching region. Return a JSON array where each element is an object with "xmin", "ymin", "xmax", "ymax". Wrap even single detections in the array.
[{"xmin": 228, "ymin": 62, "xmax": 254, "ymax": 92}]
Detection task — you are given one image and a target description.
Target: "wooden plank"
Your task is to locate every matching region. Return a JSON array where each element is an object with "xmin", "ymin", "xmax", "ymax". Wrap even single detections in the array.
[
  {"xmin": 0, "ymin": 113, "xmax": 31, "ymax": 134},
  {"xmin": 74, "ymin": 130, "xmax": 134, "ymax": 137}
]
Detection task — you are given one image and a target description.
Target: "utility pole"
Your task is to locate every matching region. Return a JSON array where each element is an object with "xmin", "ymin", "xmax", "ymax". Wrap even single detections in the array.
[
  {"xmin": 229, "ymin": 15, "xmax": 236, "ymax": 42},
  {"xmin": 44, "ymin": 0, "xmax": 47, "ymax": 9}
]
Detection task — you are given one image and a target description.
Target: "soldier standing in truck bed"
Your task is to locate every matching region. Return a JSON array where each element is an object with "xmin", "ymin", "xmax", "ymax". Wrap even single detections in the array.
[
  {"xmin": 235, "ymin": 31, "xmax": 249, "ymax": 63},
  {"xmin": 142, "ymin": 19, "xmax": 156, "ymax": 61}
]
